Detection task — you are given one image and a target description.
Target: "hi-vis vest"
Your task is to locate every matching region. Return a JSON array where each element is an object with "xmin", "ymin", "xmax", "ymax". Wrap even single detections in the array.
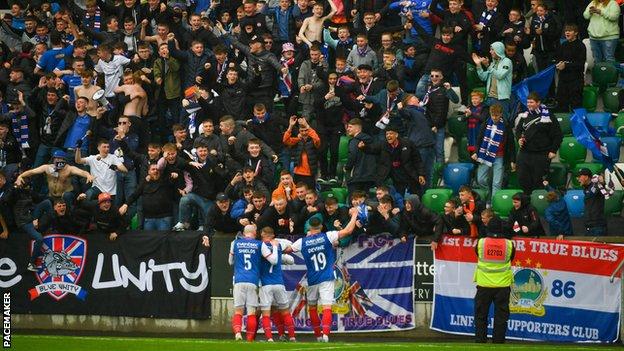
[{"xmin": 474, "ymin": 237, "xmax": 514, "ymax": 288}]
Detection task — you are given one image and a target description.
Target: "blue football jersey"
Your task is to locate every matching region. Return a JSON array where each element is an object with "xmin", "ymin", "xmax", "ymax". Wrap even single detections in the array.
[
  {"xmin": 233, "ymin": 238, "xmax": 262, "ymax": 285},
  {"xmin": 260, "ymin": 242, "xmax": 284, "ymax": 286},
  {"xmin": 301, "ymin": 233, "xmax": 336, "ymax": 285}
]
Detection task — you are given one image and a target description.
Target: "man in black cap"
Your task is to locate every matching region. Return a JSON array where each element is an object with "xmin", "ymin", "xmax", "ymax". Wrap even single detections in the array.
[
  {"xmin": 473, "ymin": 215, "xmax": 515, "ymax": 344},
  {"xmin": 358, "ymin": 126, "xmax": 426, "ymax": 196},
  {"xmin": 577, "ymin": 168, "xmax": 608, "ymax": 236}
]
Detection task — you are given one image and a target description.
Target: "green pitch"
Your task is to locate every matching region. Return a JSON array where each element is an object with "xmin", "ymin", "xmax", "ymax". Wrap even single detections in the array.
[{"xmin": 8, "ymin": 335, "xmax": 624, "ymax": 351}]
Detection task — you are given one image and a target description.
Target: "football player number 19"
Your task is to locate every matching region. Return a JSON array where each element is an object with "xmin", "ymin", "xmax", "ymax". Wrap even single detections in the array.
[
  {"xmin": 551, "ymin": 279, "xmax": 576, "ymax": 298},
  {"xmin": 311, "ymin": 252, "xmax": 327, "ymax": 271}
]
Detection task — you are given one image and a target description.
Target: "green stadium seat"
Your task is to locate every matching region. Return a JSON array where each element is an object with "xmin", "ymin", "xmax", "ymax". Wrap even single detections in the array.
[
  {"xmin": 571, "ymin": 163, "xmax": 605, "ymax": 188},
  {"xmin": 492, "ymin": 189, "xmax": 522, "ymax": 218},
  {"xmin": 338, "ymin": 135, "xmax": 350, "ymax": 163},
  {"xmin": 605, "ymin": 190, "xmax": 624, "ymax": 216},
  {"xmin": 422, "ymin": 188, "xmax": 453, "ymax": 214},
  {"xmin": 331, "ymin": 187, "xmax": 348, "ymax": 204},
  {"xmin": 530, "ymin": 189, "xmax": 549, "ymax": 216},
  {"xmin": 336, "ymin": 161, "xmax": 345, "ymax": 180},
  {"xmin": 506, "ymin": 171, "xmax": 520, "ymax": 189},
  {"xmin": 592, "ymin": 62, "xmax": 619, "ymax": 91},
  {"xmin": 547, "ymin": 163, "xmax": 568, "ymax": 188},
  {"xmin": 603, "ymin": 87, "xmax": 621, "ymax": 113},
  {"xmin": 554, "ymin": 112, "xmax": 572, "ymax": 136},
  {"xmin": 583, "ymin": 86, "xmax": 598, "ymax": 112},
  {"xmin": 447, "ymin": 114, "xmax": 467, "ymax": 141},
  {"xmin": 467, "ymin": 64, "xmax": 484, "ymax": 91},
  {"xmin": 472, "ymin": 187, "xmax": 489, "ymax": 202},
  {"xmin": 615, "ymin": 112, "xmax": 624, "ymax": 136},
  {"xmin": 431, "ymin": 162, "xmax": 444, "ymax": 188},
  {"xmin": 558, "ymin": 136, "xmax": 587, "ymax": 168},
  {"xmin": 458, "ymin": 137, "xmax": 471, "ymax": 163},
  {"xmin": 472, "ymin": 87, "xmax": 486, "ymax": 98}
]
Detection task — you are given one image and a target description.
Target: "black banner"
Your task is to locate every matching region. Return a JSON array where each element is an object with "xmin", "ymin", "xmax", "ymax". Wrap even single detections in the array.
[
  {"xmin": 414, "ymin": 243, "xmax": 434, "ymax": 302},
  {"xmin": 0, "ymin": 231, "xmax": 211, "ymax": 319}
]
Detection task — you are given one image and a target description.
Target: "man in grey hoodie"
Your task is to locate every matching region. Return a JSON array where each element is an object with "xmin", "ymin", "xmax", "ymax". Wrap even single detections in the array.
[
  {"xmin": 472, "ymin": 41, "xmax": 513, "ymax": 123},
  {"xmin": 346, "ymin": 34, "xmax": 378, "ymax": 72}
]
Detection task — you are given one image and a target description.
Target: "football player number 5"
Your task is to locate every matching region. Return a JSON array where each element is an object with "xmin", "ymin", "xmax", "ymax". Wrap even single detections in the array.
[
  {"xmin": 311, "ymin": 252, "xmax": 326, "ymax": 271},
  {"xmin": 244, "ymin": 254, "xmax": 252, "ymax": 270}
]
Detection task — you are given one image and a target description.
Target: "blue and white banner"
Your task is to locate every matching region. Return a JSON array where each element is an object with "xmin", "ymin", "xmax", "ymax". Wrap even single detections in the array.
[
  {"xmin": 283, "ymin": 234, "xmax": 415, "ymax": 332},
  {"xmin": 431, "ymin": 236, "xmax": 624, "ymax": 343}
]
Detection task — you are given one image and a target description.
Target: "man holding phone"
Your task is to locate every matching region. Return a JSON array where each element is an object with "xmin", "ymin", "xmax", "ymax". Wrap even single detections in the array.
[{"xmin": 282, "ymin": 116, "xmax": 321, "ymax": 189}]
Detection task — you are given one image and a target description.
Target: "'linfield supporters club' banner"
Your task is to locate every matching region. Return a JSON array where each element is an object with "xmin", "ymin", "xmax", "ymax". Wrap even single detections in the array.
[
  {"xmin": 282, "ymin": 234, "xmax": 415, "ymax": 332},
  {"xmin": 431, "ymin": 236, "xmax": 624, "ymax": 343},
  {"xmin": 0, "ymin": 231, "xmax": 211, "ymax": 319}
]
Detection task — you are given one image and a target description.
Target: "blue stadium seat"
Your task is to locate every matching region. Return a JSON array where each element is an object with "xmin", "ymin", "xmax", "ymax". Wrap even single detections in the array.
[
  {"xmin": 443, "ymin": 163, "xmax": 474, "ymax": 194},
  {"xmin": 564, "ymin": 190, "xmax": 585, "ymax": 218},
  {"xmin": 586, "ymin": 112, "xmax": 611, "ymax": 135}
]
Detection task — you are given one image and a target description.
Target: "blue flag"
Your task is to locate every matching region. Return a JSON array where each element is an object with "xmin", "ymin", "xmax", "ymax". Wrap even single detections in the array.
[
  {"xmin": 570, "ymin": 108, "xmax": 615, "ymax": 171},
  {"xmin": 511, "ymin": 65, "xmax": 556, "ymax": 107}
]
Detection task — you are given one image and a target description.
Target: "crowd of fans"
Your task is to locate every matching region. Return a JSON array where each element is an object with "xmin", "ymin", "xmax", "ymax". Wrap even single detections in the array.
[{"xmin": 0, "ymin": 0, "xmax": 622, "ymax": 270}]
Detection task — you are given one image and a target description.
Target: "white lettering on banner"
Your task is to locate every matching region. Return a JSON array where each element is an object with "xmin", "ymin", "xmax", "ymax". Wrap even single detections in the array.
[
  {"xmin": 0, "ymin": 259, "xmax": 21, "ymax": 289},
  {"xmin": 92, "ymin": 253, "xmax": 209, "ymax": 293},
  {"xmin": 449, "ymin": 314, "xmax": 596, "ymax": 338}
]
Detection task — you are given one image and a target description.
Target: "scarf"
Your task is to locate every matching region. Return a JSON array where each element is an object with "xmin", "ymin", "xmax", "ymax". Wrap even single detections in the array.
[
  {"xmin": 420, "ymin": 84, "xmax": 441, "ymax": 106},
  {"xmin": 338, "ymin": 37, "xmax": 353, "ymax": 47},
  {"xmin": 462, "ymin": 199, "xmax": 479, "ymax": 238},
  {"xmin": 85, "ymin": 8, "xmax": 102, "ymax": 46},
  {"xmin": 11, "ymin": 111, "xmax": 29, "ymax": 149},
  {"xmin": 467, "ymin": 105, "xmax": 483, "ymax": 152},
  {"xmin": 216, "ymin": 58, "xmax": 229, "ymax": 84},
  {"xmin": 476, "ymin": 118, "xmax": 504, "ymax": 167},
  {"xmin": 478, "ymin": 8, "xmax": 497, "ymax": 27},
  {"xmin": 278, "ymin": 56, "xmax": 295, "ymax": 98},
  {"xmin": 356, "ymin": 46, "xmax": 369, "ymax": 57},
  {"xmin": 592, "ymin": 175, "xmax": 614, "ymax": 199}
]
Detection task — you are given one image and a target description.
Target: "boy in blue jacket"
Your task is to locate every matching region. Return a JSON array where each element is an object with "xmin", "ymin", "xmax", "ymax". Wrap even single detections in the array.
[{"xmin": 543, "ymin": 180, "xmax": 572, "ymax": 239}]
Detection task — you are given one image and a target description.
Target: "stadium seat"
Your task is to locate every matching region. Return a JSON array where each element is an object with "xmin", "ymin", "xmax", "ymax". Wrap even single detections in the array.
[
  {"xmin": 431, "ymin": 162, "xmax": 444, "ymax": 188},
  {"xmin": 596, "ymin": 136, "xmax": 621, "ymax": 163},
  {"xmin": 447, "ymin": 114, "xmax": 467, "ymax": 141},
  {"xmin": 554, "ymin": 112, "xmax": 572, "ymax": 136},
  {"xmin": 320, "ymin": 190, "xmax": 335, "ymax": 201},
  {"xmin": 506, "ymin": 171, "xmax": 520, "ymax": 189},
  {"xmin": 472, "ymin": 87, "xmax": 486, "ymax": 98},
  {"xmin": 331, "ymin": 187, "xmax": 348, "ymax": 204},
  {"xmin": 615, "ymin": 112, "xmax": 624, "ymax": 136},
  {"xmin": 472, "ymin": 187, "xmax": 488, "ymax": 202},
  {"xmin": 338, "ymin": 135, "xmax": 350, "ymax": 163},
  {"xmin": 547, "ymin": 163, "xmax": 568, "ymax": 188},
  {"xmin": 586, "ymin": 112, "xmax": 611, "ymax": 135},
  {"xmin": 457, "ymin": 138, "xmax": 471, "ymax": 163},
  {"xmin": 604, "ymin": 190, "xmax": 624, "ymax": 216},
  {"xmin": 564, "ymin": 190, "xmax": 585, "ymax": 218},
  {"xmin": 558, "ymin": 137, "xmax": 587, "ymax": 168},
  {"xmin": 422, "ymin": 188, "xmax": 453, "ymax": 214},
  {"xmin": 443, "ymin": 163, "xmax": 474, "ymax": 194},
  {"xmin": 530, "ymin": 189, "xmax": 549, "ymax": 216},
  {"xmin": 603, "ymin": 87, "xmax": 621, "ymax": 113},
  {"xmin": 467, "ymin": 64, "xmax": 484, "ymax": 91},
  {"xmin": 592, "ymin": 62, "xmax": 619, "ymax": 91},
  {"xmin": 571, "ymin": 163, "xmax": 605, "ymax": 188},
  {"xmin": 336, "ymin": 161, "xmax": 345, "ymax": 180},
  {"xmin": 583, "ymin": 86, "xmax": 598, "ymax": 112},
  {"xmin": 492, "ymin": 189, "xmax": 522, "ymax": 218}
]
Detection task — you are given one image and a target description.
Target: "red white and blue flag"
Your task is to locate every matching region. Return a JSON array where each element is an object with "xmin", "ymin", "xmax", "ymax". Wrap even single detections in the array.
[{"xmin": 431, "ymin": 236, "xmax": 624, "ymax": 342}]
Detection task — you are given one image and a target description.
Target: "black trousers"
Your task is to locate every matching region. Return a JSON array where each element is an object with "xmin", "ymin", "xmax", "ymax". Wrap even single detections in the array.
[
  {"xmin": 556, "ymin": 78, "xmax": 583, "ymax": 112},
  {"xmin": 517, "ymin": 151, "xmax": 550, "ymax": 195},
  {"xmin": 474, "ymin": 286, "xmax": 511, "ymax": 343}
]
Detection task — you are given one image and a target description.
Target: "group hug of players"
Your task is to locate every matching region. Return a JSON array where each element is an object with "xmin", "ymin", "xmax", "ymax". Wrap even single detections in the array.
[{"xmin": 229, "ymin": 207, "xmax": 359, "ymax": 342}]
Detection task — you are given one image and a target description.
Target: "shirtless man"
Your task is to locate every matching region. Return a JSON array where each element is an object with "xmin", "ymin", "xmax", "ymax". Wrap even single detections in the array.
[
  {"xmin": 74, "ymin": 70, "xmax": 102, "ymax": 117},
  {"xmin": 140, "ymin": 20, "xmax": 179, "ymax": 49},
  {"xmin": 114, "ymin": 71, "xmax": 148, "ymax": 117},
  {"xmin": 298, "ymin": 0, "xmax": 337, "ymax": 47},
  {"xmin": 15, "ymin": 150, "xmax": 94, "ymax": 208}
]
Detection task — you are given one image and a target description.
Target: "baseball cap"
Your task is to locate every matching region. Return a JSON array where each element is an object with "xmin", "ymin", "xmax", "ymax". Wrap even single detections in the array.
[
  {"xmin": 249, "ymin": 36, "xmax": 263, "ymax": 45},
  {"xmin": 577, "ymin": 168, "xmax": 593, "ymax": 177},
  {"xmin": 52, "ymin": 150, "xmax": 67, "ymax": 160},
  {"xmin": 98, "ymin": 192, "xmax": 112, "ymax": 204},
  {"xmin": 282, "ymin": 42, "xmax": 295, "ymax": 53},
  {"xmin": 216, "ymin": 192, "xmax": 229, "ymax": 202}
]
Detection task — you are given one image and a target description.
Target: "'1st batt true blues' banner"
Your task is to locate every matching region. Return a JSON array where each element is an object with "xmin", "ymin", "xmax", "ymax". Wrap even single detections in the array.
[
  {"xmin": 282, "ymin": 234, "xmax": 415, "ymax": 332},
  {"xmin": 431, "ymin": 236, "xmax": 624, "ymax": 343}
]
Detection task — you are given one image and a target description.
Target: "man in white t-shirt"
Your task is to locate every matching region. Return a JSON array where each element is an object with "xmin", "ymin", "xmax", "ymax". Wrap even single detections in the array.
[
  {"xmin": 94, "ymin": 44, "xmax": 131, "ymax": 98},
  {"xmin": 75, "ymin": 139, "xmax": 128, "ymax": 200}
]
